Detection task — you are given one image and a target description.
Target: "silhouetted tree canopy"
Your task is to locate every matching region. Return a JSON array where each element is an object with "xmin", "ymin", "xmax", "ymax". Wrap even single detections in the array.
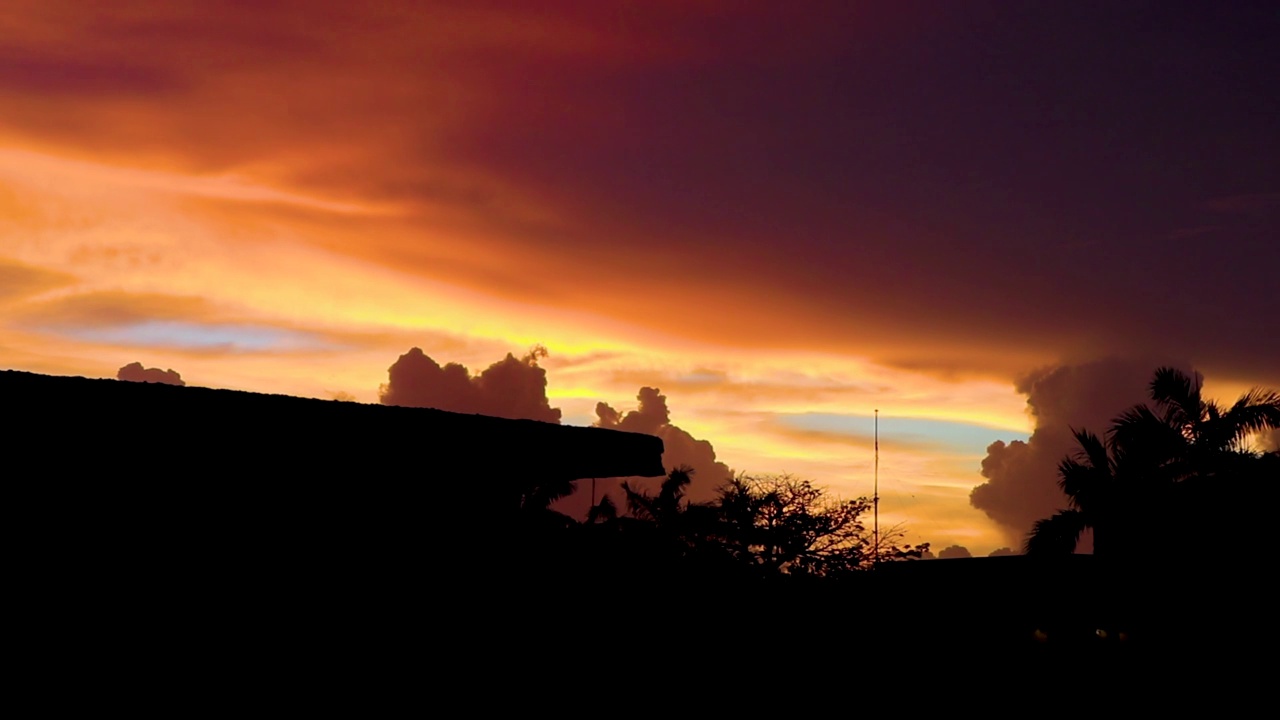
[
  {"xmin": 708, "ymin": 474, "xmax": 927, "ymax": 576},
  {"xmin": 531, "ymin": 469, "xmax": 927, "ymax": 581}
]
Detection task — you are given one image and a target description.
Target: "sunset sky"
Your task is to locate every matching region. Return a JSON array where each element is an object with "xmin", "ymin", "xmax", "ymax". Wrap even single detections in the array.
[{"xmin": 2, "ymin": 1, "xmax": 1277, "ymax": 555}]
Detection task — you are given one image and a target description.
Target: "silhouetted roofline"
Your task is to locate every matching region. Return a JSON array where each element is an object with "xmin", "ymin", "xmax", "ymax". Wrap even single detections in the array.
[{"xmin": 2, "ymin": 369, "xmax": 666, "ymax": 480}]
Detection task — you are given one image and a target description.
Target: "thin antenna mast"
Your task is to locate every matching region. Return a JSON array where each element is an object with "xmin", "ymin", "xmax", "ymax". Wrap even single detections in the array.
[{"xmin": 873, "ymin": 408, "xmax": 879, "ymax": 567}]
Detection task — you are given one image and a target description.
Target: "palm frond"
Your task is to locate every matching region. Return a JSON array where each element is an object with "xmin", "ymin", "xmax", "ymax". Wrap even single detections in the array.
[
  {"xmin": 522, "ymin": 478, "xmax": 578, "ymax": 511},
  {"xmin": 1057, "ymin": 457, "xmax": 1103, "ymax": 511},
  {"xmin": 660, "ymin": 466, "xmax": 694, "ymax": 500},
  {"xmin": 587, "ymin": 494, "xmax": 618, "ymax": 524},
  {"xmin": 1225, "ymin": 390, "xmax": 1280, "ymax": 435},
  {"xmin": 1024, "ymin": 510, "xmax": 1087, "ymax": 555},
  {"xmin": 1150, "ymin": 366, "xmax": 1203, "ymax": 426},
  {"xmin": 621, "ymin": 480, "xmax": 657, "ymax": 522},
  {"xmin": 1204, "ymin": 401, "xmax": 1222, "ymax": 423},
  {"xmin": 1072, "ymin": 427, "xmax": 1112, "ymax": 476},
  {"xmin": 1110, "ymin": 403, "xmax": 1184, "ymax": 463},
  {"xmin": 1111, "ymin": 403, "xmax": 1162, "ymax": 437}
]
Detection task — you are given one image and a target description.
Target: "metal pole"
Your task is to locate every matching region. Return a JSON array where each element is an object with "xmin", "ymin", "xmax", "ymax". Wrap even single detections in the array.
[{"xmin": 874, "ymin": 408, "xmax": 879, "ymax": 567}]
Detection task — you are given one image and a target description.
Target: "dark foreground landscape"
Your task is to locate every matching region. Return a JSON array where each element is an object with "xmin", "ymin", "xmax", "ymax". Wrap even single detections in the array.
[{"xmin": 8, "ymin": 370, "xmax": 1272, "ymax": 696}]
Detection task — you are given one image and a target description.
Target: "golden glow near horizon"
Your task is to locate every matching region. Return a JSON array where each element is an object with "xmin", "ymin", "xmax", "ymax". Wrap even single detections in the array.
[{"xmin": 0, "ymin": 145, "xmax": 1037, "ymax": 554}]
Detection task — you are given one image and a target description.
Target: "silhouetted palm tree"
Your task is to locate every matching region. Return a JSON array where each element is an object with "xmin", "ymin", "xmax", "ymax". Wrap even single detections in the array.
[
  {"xmin": 517, "ymin": 477, "xmax": 579, "ymax": 531},
  {"xmin": 1027, "ymin": 367, "xmax": 1280, "ymax": 557},
  {"xmin": 585, "ymin": 494, "xmax": 618, "ymax": 525},
  {"xmin": 1025, "ymin": 429, "xmax": 1116, "ymax": 556},
  {"xmin": 618, "ymin": 466, "xmax": 723, "ymax": 564},
  {"xmin": 1112, "ymin": 367, "xmax": 1280, "ymax": 483},
  {"xmin": 621, "ymin": 467, "xmax": 695, "ymax": 526}
]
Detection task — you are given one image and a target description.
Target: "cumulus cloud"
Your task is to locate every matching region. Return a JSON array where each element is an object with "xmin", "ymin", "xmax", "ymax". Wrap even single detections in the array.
[
  {"xmin": 969, "ymin": 357, "xmax": 1185, "ymax": 546},
  {"xmin": 594, "ymin": 387, "xmax": 732, "ymax": 502},
  {"xmin": 117, "ymin": 362, "xmax": 185, "ymax": 386},
  {"xmin": 987, "ymin": 547, "xmax": 1017, "ymax": 557},
  {"xmin": 379, "ymin": 346, "xmax": 561, "ymax": 423},
  {"xmin": 548, "ymin": 385, "xmax": 732, "ymax": 524},
  {"xmin": 937, "ymin": 544, "xmax": 972, "ymax": 559}
]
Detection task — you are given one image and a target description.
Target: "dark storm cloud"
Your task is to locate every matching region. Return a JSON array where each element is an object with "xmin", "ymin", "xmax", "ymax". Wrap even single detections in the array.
[
  {"xmin": 969, "ymin": 358, "xmax": 1185, "ymax": 543},
  {"xmin": 379, "ymin": 347, "xmax": 561, "ymax": 423},
  {"xmin": 1202, "ymin": 192, "xmax": 1280, "ymax": 216},
  {"xmin": 2, "ymin": 2, "xmax": 1277, "ymax": 383},
  {"xmin": 0, "ymin": 51, "xmax": 183, "ymax": 97},
  {"xmin": 117, "ymin": 361, "xmax": 184, "ymax": 386},
  {"xmin": 424, "ymin": 2, "xmax": 1280, "ymax": 383}
]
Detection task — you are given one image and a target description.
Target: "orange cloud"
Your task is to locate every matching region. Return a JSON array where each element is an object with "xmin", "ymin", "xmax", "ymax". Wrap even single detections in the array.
[
  {"xmin": 381, "ymin": 347, "xmax": 561, "ymax": 423},
  {"xmin": 0, "ymin": 3, "xmax": 1120, "ymax": 380},
  {"xmin": 0, "ymin": 258, "xmax": 73, "ymax": 304},
  {"xmin": 117, "ymin": 361, "xmax": 184, "ymax": 386},
  {"xmin": 17, "ymin": 290, "xmax": 214, "ymax": 328}
]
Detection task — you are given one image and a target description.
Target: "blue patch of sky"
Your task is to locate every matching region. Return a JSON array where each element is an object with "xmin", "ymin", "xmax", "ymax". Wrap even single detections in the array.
[
  {"xmin": 560, "ymin": 411, "xmax": 599, "ymax": 427},
  {"xmin": 64, "ymin": 320, "xmax": 337, "ymax": 353},
  {"xmin": 778, "ymin": 412, "xmax": 1029, "ymax": 455}
]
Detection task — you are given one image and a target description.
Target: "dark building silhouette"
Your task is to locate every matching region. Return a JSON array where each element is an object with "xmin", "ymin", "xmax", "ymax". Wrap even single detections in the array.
[
  {"xmin": 6, "ymin": 369, "xmax": 664, "ymax": 682},
  {"xmin": 4, "ymin": 369, "xmax": 663, "ymax": 483}
]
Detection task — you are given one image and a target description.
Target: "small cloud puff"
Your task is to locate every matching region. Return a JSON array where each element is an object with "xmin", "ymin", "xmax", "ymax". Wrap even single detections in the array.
[{"xmin": 117, "ymin": 361, "xmax": 185, "ymax": 386}]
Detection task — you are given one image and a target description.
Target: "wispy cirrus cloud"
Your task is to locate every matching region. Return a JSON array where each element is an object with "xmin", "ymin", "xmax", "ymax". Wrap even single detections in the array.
[
  {"xmin": 13, "ymin": 290, "xmax": 336, "ymax": 353},
  {"xmin": 0, "ymin": 258, "xmax": 74, "ymax": 304}
]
